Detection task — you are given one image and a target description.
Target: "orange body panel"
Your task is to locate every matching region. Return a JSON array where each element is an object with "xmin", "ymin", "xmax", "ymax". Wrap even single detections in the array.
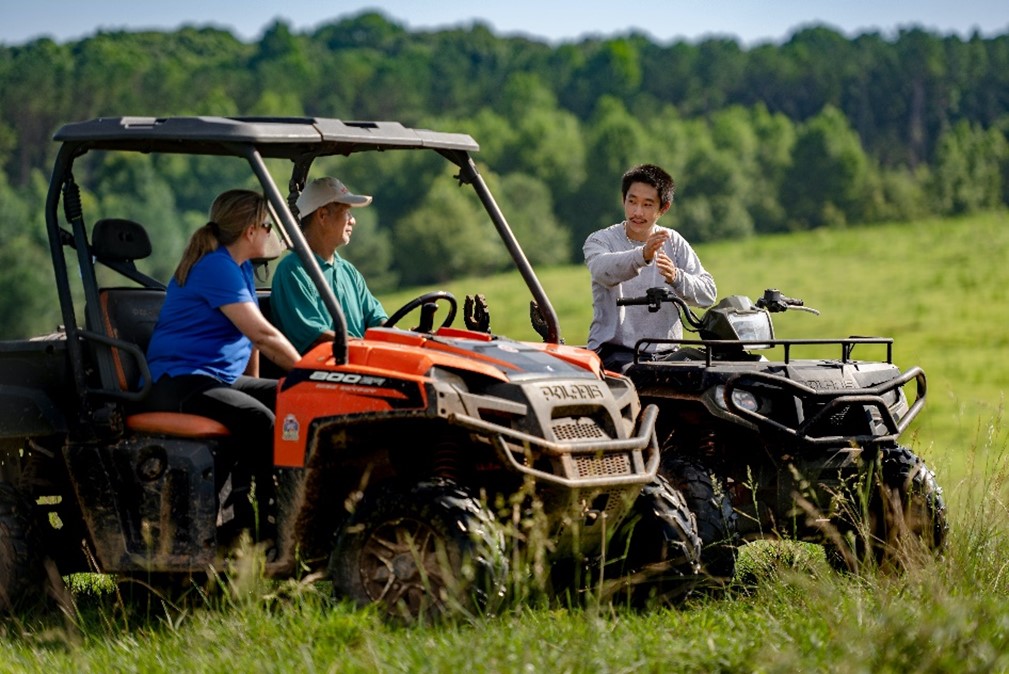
[
  {"xmin": 272, "ymin": 331, "xmax": 600, "ymax": 467},
  {"xmin": 273, "ymin": 333, "xmax": 506, "ymax": 467},
  {"xmin": 273, "ymin": 374, "xmax": 427, "ymax": 467},
  {"xmin": 352, "ymin": 330, "xmax": 513, "ymax": 381},
  {"xmin": 524, "ymin": 340, "xmax": 604, "ymax": 377}
]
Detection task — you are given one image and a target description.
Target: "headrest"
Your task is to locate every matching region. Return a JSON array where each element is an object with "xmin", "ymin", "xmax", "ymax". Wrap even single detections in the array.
[{"xmin": 91, "ymin": 218, "xmax": 152, "ymax": 262}]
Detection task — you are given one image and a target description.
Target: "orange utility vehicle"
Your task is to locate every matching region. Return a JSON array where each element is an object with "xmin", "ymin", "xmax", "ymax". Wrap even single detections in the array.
[{"xmin": 0, "ymin": 117, "xmax": 700, "ymax": 618}]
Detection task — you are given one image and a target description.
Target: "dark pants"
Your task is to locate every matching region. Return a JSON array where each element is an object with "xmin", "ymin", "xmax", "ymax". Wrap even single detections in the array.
[
  {"xmin": 146, "ymin": 374, "xmax": 278, "ymax": 533},
  {"xmin": 595, "ymin": 343, "xmax": 638, "ymax": 373}
]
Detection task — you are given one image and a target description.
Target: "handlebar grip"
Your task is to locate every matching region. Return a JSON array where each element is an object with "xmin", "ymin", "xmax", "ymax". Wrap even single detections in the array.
[
  {"xmin": 616, "ymin": 297, "xmax": 653, "ymax": 306},
  {"xmin": 757, "ymin": 289, "xmax": 805, "ymax": 311}
]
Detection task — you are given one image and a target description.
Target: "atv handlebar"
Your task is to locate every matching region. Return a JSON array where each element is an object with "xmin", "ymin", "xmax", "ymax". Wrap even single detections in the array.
[
  {"xmin": 616, "ymin": 287, "xmax": 705, "ymax": 330},
  {"xmin": 617, "ymin": 287, "xmax": 820, "ymax": 328},
  {"xmin": 756, "ymin": 289, "xmax": 820, "ymax": 315}
]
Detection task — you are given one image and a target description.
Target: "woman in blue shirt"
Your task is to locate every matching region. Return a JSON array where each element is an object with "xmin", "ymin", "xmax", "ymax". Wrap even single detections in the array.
[{"xmin": 146, "ymin": 189, "xmax": 301, "ymax": 544}]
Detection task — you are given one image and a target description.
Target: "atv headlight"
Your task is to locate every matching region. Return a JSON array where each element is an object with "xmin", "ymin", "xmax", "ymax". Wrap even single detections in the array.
[{"xmin": 715, "ymin": 385, "xmax": 759, "ymax": 413}]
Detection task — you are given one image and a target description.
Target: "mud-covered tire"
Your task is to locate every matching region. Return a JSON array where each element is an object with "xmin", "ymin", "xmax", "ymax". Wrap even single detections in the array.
[
  {"xmin": 824, "ymin": 445, "xmax": 947, "ymax": 573},
  {"xmin": 0, "ymin": 482, "xmax": 44, "ymax": 614},
  {"xmin": 607, "ymin": 475, "xmax": 702, "ymax": 605},
  {"xmin": 663, "ymin": 458, "xmax": 739, "ymax": 583},
  {"xmin": 329, "ymin": 479, "xmax": 507, "ymax": 621}
]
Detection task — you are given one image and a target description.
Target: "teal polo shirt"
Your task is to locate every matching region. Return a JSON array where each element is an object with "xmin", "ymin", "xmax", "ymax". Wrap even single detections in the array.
[{"xmin": 270, "ymin": 250, "xmax": 387, "ymax": 353}]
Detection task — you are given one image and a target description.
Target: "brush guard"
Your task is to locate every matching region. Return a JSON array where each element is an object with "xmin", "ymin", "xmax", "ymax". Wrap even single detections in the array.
[
  {"xmin": 722, "ymin": 366, "xmax": 926, "ymax": 448},
  {"xmin": 449, "ymin": 404, "xmax": 660, "ymax": 488}
]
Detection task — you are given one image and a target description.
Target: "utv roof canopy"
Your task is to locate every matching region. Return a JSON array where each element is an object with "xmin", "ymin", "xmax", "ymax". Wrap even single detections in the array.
[
  {"xmin": 48, "ymin": 115, "xmax": 561, "ymax": 365},
  {"xmin": 53, "ymin": 116, "xmax": 480, "ymax": 158}
]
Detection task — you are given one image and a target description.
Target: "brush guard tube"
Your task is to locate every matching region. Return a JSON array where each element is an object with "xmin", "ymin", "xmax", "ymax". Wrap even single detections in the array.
[
  {"xmin": 723, "ymin": 366, "xmax": 926, "ymax": 448},
  {"xmin": 449, "ymin": 404, "xmax": 660, "ymax": 488}
]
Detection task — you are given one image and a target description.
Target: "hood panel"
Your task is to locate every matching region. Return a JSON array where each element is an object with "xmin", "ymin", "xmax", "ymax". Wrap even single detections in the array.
[{"xmin": 431, "ymin": 335, "xmax": 596, "ymax": 381}]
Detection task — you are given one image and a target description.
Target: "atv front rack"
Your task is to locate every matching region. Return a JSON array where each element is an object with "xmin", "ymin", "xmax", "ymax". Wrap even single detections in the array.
[
  {"xmin": 449, "ymin": 404, "xmax": 660, "ymax": 488},
  {"xmin": 634, "ymin": 336, "xmax": 895, "ymax": 367},
  {"xmin": 721, "ymin": 366, "xmax": 926, "ymax": 448}
]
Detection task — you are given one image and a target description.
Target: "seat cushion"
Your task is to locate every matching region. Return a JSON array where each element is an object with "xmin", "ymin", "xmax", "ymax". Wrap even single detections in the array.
[{"xmin": 125, "ymin": 412, "xmax": 231, "ymax": 438}]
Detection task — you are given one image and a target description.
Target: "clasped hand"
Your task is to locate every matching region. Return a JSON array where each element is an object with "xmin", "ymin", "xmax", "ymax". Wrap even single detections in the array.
[
  {"xmin": 642, "ymin": 230, "xmax": 677, "ymax": 284},
  {"xmin": 654, "ymin": 250, "xmax": 678, "ymax": 285}
]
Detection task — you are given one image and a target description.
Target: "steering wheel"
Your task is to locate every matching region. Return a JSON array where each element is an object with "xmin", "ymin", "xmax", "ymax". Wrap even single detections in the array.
[{"xmin": 384, "ymin": 291, "xmax": 458, "ymax": 332}]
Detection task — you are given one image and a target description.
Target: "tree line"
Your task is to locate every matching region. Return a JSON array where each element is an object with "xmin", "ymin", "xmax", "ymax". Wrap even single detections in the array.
[{"xmin": 0, "ymin": 11, "xmax": 1007, "ymax": 337}]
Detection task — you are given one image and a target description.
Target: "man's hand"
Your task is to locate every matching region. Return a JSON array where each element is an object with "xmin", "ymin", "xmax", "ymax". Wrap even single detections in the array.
[
  {"xmin": 655, "ymin": 250, "xmax": 678, "ymax": 285},
  {"xmin": 464, "ymin": 293, "xmax": 491, "ymax": 333},
  {"xmin": 642, "ymin": 229, "xmax": 670, "ymax": 262}
]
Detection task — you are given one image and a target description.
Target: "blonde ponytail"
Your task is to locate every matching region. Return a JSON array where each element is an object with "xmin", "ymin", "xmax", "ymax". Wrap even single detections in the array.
[{"xmin": 173, "ymin": 189, "xmax": 268, "ymax": 286}]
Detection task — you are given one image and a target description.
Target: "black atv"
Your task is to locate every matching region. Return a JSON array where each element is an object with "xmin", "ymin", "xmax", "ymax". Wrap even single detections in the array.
[{"xmin": 616, "ymin": 287, "xmax": 948, "ymax": 579}]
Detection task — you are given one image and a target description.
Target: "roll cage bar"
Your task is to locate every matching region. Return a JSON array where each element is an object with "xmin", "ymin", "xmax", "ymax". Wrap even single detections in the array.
[{"xmin": 45, "ymin": 117, "xmax": 562, "ymax": 406}]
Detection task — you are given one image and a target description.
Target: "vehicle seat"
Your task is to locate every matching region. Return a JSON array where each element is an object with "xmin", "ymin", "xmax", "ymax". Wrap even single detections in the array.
[{"xmin": 92, "ymin": 218, "xmax": 230, "ymax": 439}]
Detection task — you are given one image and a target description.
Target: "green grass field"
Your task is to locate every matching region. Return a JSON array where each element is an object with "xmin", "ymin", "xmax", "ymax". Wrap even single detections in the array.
[{"xmin": 4, "ymin": 212, "xmax": 1009, "ymax": 672}]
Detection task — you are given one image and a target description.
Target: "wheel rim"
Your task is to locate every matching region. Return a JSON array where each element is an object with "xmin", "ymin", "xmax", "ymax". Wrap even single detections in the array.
[{"xmin": 359, "ymin": 517, "xmax": 450, "ymax": 616}]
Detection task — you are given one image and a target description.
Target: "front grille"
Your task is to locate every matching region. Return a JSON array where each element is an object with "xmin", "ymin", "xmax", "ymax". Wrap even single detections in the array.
[
  {"xmin": 806, "ymin": 403, "xmax": 872, "ymax": 437},
  {"xmin": 572, "ymin": 452, "xmax": 632, "ymax": 478},
  {"xmin": 588, "ymin": 491, "xmax": 629, "ymax": 519},
  {"xmin": 553, "ymin": 417, "xmax": 608, "ymax": 441}
]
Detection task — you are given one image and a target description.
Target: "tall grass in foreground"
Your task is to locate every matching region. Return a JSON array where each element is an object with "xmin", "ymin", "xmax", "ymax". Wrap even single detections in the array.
[
  {"xmin": 0, "ymin": 404, "xmax": 1005, "ymax": 672},
  {"xmin": 3, "ymin": 213, "xmax": 1009, "ymax": 671}
]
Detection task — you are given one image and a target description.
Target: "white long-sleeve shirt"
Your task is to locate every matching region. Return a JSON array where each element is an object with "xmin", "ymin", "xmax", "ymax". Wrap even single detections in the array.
[{"xmin": 584, "ymin": 222, "xmax": 717, "ymax": 351}]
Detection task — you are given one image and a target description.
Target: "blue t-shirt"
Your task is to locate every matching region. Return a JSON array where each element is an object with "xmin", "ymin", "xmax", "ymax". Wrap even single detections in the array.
[{"xmin": 147, "ymin": 246, "xmax": 257, "ymax": 384}]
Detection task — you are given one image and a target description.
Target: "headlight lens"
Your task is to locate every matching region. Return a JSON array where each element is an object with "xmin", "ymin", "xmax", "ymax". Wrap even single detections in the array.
[{"xmin": 715, "ymin": 385, "xmax": 759, "ymax": 412}]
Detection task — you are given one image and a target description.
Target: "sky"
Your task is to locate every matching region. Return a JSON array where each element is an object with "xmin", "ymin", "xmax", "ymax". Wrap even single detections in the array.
[{"xmin": 2, "ymin": 0, "xmax": 1007, "ymax": 47}]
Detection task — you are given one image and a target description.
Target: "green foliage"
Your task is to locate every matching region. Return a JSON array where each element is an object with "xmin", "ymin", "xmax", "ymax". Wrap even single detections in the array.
[
  {"xmin": 864, "ymin": 164, "xmax": 932, "ymax": 222},
  {"xmin": 676, "ymin": 193, "xmax": 755, "ymax": 242},
  {"xmin": 781, "ymin": 105, "xmax": 872, "ymax": 228},
  {"xmin": 742, "ymin": 104, "xmax": 797, "ymax": 232},
  {"xmin": 338, "ymin": 209, "xmax": 399, "ymax": 294},
  {"xmin": 0, "ymin": 235, "xmax": 58, "ymax": 336},
  {"xmin": 564, "ymin": 97, "xmax": 650, "ymax": 256},
  {"xmin": 87, "ymin": 154, "xmax": 187, "ymax": 281},
  {"xmin": 0, "ymin": 162, "xmax": 30, "ymax": 241},
  {"xmin": 932, "ymin": 120, "xmax": 1009, "ymax": 214},
  {"xmin": 678, "ymin": 126, "xmax": 755, "ymax": 241},
  {"xmin": 563, "ymin": 37, "xmax": 643, "ymax": 115},
  {"xmin": 393, "ymin": 178, "xmax": 508, "ymax": 285},
  {"xmin": 488, "ymin": 171, "xmax": 571, "ymax": 267},
  {"xmin": 0, "ymin": 171, "xmax": 62, "ymax": 336},
  {"xmin": 1, "ymin": 21, "xmax": 1009, "ymax": 335},
  {"xmin": 494, "ymin": 74, "xmax": 587, "ymax": 199}
]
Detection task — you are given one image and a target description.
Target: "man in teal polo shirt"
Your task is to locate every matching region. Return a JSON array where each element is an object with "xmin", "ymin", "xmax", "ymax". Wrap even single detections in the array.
[{"xmin": 271, "ymin": 177, "xmax": 388, "ymax": 353}]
